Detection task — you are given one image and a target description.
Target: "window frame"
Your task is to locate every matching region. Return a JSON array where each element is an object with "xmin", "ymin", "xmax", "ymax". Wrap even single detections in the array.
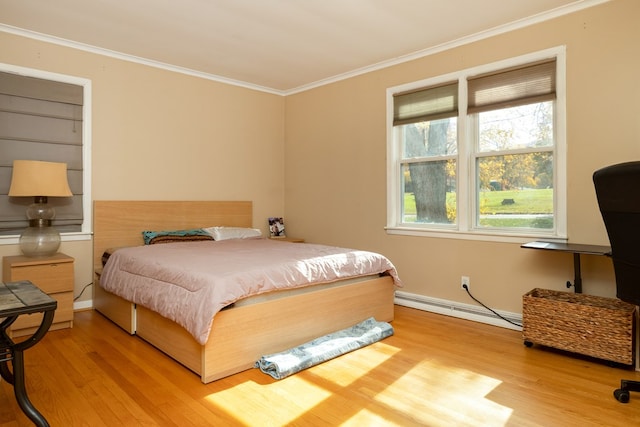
[
  {"xmin": 386, "ymin": 46, "xmax": 567, "ymax": 243},
  {"xmin": 0, "ymin": 62, "xmax": 92, "ymax": 245}
]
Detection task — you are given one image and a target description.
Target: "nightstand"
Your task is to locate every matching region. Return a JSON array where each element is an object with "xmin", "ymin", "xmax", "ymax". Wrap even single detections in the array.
[
  {"xmin": 2, "ymin": 253, "xmax": 74, "ymax": 337},
  {"xmin": 269, "ymin": 237, "xmax": 305, "ymax": 243}
]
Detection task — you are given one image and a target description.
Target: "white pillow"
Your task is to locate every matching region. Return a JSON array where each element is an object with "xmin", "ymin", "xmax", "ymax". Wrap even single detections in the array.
[{"xmin": 203, "ymin": 226, "xmax": 262, "ymax": 241}]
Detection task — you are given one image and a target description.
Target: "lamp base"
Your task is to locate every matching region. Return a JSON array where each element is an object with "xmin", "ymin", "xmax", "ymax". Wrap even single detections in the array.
[{"xmin": 19, "ymin": 225, "xmax": 61, "ymax": 257}]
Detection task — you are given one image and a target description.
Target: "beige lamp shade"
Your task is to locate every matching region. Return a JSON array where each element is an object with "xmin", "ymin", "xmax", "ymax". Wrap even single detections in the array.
[{"xmin": 8, "ymin": 160, "xmax": 72, "ymax": 197}]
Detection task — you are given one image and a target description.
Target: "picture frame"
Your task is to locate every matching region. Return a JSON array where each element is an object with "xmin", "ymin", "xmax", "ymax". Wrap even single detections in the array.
[{"xmin": 268, "ymin": 217, "xmax": 285, "ymax": 237}]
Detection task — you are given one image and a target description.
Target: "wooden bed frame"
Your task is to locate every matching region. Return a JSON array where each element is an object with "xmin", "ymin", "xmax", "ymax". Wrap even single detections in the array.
[{"xmin": 93, "ymin": 200, "xmax": 395, "ymax": 383}]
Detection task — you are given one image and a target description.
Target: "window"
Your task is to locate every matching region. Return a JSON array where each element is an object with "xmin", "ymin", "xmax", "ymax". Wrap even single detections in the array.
[
  {"xmin": 387, "ymin": 47, "xmax": 566, "ymax": 241},
  {"xmin": 0, "ymin": 64, "xmax": 91, "ymax": 242}
]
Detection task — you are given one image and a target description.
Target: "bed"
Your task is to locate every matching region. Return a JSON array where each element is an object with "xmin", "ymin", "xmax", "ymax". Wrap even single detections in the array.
[{"xmin": 93, "ymin": 200, "xmax": 398, "ymax": 383}]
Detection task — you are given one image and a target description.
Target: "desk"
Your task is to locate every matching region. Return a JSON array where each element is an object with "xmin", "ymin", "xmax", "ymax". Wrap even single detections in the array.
[
  {"xmin": 521, "ymin": 241, "xmax": 611, "ymax": 293},
  {"xmin": 0, "ymin": 280, "xmax": 57, "ymax": 427}
]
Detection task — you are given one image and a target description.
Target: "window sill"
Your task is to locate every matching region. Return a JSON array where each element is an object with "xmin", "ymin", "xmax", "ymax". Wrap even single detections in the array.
[{"xmin": 385, "ymin": 226, "xmax": 567, "ymax": 244}]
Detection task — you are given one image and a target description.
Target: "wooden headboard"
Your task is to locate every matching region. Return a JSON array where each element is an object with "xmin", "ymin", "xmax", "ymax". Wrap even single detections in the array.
[{"xmin": 93, "ymin": 200, "xmax": 252, "ymax": 271}]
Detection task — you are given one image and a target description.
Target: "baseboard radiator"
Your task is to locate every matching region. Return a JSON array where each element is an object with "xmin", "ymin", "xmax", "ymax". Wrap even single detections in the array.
[{"xmin": 394, "ymin": 290, "xmax": 522, "ymax": 331}]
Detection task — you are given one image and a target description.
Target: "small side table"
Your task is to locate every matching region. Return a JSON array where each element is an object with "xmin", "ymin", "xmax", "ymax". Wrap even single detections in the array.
[{"xmin": 0, "ymin": 280, "xmax": 57, "ymax": 427}]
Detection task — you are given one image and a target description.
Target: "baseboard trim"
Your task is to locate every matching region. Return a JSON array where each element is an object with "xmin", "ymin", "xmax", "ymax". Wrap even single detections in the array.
[
  {"xmin": 74, "ymin": 299, "xmax": 93, "ymax": 311},
  {"xmin": 394, "ymin": 290, "xmax": 522, "ymax": 331}
]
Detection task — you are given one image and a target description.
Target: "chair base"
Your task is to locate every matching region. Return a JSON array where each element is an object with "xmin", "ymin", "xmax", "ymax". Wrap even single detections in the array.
[{"xmin": 614, "ymin": 379, "xmax": 640, "ymax": 403}]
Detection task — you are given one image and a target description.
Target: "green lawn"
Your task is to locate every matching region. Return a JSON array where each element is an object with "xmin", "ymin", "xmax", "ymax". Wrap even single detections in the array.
[
  {"xmin": 404, "ymin": 188, "xmax": 554, "ymax": 228},
  {"xmin": 478, "ymin": 188, "xmax": 553, "ymax": 214}
]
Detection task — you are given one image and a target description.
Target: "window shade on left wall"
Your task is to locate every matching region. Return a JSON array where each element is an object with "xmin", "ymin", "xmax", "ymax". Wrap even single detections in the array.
[{"xmin": 0, "ymin": 72, "xmax": 84, "ymax": 235}]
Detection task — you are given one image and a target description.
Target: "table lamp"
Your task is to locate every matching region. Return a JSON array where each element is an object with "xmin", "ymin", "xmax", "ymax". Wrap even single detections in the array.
[{"xmin": 8, "ymin": 160, "xmax": 72, "ymax": 257}]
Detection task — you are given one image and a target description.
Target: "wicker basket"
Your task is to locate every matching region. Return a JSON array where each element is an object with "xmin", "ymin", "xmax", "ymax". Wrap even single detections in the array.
[{"xmin": 522, "ymin": 288, "xmax": 637, "ymax": 365}]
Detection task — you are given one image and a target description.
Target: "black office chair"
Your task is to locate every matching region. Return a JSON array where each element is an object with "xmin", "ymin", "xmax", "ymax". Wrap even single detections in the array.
[{"xmin": 593, "ymin": 161, "xmax": 640, "ymax": 403}]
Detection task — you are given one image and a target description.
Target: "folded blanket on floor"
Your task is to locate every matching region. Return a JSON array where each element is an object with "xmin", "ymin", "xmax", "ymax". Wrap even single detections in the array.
[{"xmin": 255, "ymin": 317, "xmax": 394, "ymax": 380}]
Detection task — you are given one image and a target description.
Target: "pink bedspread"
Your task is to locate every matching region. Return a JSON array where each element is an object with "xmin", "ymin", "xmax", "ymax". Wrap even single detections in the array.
[{"xmin": 100, "ymin": 239, "xmax": 401, "ymax": 344}]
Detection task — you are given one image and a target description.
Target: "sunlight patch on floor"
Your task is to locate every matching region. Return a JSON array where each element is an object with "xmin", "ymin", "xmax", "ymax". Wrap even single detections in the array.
[
  {"xmin": 206, "ymin": 375, "xmax": 331, "ymax": 426},
  {"xmin": 206, "ymin": 342, "xmax": 400, "ymax": 425},
  {"xmin": 307, "ymin": 341, "xmax": 400, "ymax": 387},
  {"xmin": 340, "ymin": 408, "xmax": 408, "ymax": 427},
  {"xmin": 371, "ymin": 359, "xmax": 513, "ymax": 426}
]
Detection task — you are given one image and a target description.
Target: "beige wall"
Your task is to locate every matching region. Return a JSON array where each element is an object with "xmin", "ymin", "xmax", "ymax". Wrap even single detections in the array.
[
  {"xmin": 1, "ymin": 0, "xmax": 638, "ymax": 316},
  {"xmin": 0, "ymin": 32, "xmax": 286, "ymax": 305},
  {"xmin": 284, "ymin": 0, "xmax": 640, "ymax": 313}
]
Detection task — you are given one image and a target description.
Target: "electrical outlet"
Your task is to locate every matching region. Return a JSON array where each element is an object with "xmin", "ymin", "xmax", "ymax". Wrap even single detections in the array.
[{"xmin": 461, "ymin": 276, "xmax": 470, "ymax": 290}]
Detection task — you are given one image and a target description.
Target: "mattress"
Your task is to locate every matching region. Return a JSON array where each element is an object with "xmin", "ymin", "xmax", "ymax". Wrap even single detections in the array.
[{"xmin": 100, "ymin": 239, "xmax": 401, "ymax": 344}]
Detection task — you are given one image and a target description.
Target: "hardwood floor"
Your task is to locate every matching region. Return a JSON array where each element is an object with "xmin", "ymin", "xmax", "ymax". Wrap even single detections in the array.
[{"xmin": 1, "ymin": 305, "xmax": 640, "ymax": 426}]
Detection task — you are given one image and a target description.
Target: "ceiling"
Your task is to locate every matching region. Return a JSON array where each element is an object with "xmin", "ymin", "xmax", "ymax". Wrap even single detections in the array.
[{"xmin": 0, "ymin": 0, "xmax": 606, "ymax": 94}]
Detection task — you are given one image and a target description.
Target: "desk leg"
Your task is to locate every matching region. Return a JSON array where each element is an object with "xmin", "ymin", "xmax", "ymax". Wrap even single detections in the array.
[{"xmin": 572, "ymin": 253, "xmax": 583, "ymax": 293}]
